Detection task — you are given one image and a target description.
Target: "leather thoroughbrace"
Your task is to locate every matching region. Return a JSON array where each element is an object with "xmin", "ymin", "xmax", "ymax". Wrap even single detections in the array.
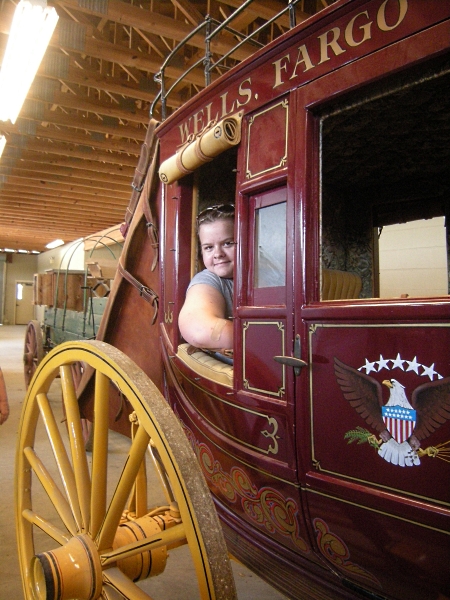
[{"xmin": 120, "ymin": 119, "xmax": 159, "ymax": 239}]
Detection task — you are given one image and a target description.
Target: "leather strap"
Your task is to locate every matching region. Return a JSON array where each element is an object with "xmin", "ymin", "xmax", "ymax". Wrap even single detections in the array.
[
  {"xmin": 120, "ymin": 119, "xmax": 159, "ymax": 238},
  {"xmin": 117, "ymin": 261, "xmax": 159, "ymax": 324},
  {"xmin": 140, "ymin": 138, "xmax": 160, "ymax": 272}
]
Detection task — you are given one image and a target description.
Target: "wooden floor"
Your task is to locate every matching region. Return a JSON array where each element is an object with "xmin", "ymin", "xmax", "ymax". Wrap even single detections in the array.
[{"xmin": 0, "ymin": 324, "xmax": 288, "ymax": 599}]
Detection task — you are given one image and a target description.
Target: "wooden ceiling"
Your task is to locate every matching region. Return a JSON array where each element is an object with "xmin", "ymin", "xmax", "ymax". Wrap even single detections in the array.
[{"xmin": 0, "ymin": 0, "xmax": 330, "ymax": 252}]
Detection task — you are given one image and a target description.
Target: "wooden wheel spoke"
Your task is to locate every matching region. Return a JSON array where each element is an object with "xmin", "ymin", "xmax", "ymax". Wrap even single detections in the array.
[
  {"xmin": 23, "ymin": 446, "xmax": 77, "ymax": 535},
  {"xmin": 103, "ymin": 567, "xmax": 156, "ymax": 600},
  {"xmin": 90, "ymin": 370, "xmax": 110, "ymax": 538},
  {"xmin": 22, "ymin": 509, "xmax": 71, "ymax": 546},
  {"xmin": 60, "ymin": 364, "xmax": 91, "ymax": 531},
  {"xmin": 100, "ymin": 522, "xmax": 187, "ymax": 567},
  {"xmin": 36, "ymin": 392, "xmax": 82, "ymax": 529},
  {"xmin": 97, "ymin": 424, "xmax": 150, "ymax": 551},
  {"xmin": 148, "ymin": 441, "xmax": 175, "ymax": 505}
]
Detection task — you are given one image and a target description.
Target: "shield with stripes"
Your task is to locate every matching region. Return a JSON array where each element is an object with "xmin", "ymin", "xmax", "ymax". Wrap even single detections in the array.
[{"xmin": 382, "ymin": 405, "xmax": 416, "ymax": 443}]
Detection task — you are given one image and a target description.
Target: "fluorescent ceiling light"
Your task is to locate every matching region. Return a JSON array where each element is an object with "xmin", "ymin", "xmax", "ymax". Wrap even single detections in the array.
[
  {"xmin": 0, "ymin": 135, "xmax": 6, "ymax": 158},
  {"xmin": 0, "ymin": 0, "xmax": 59, "ymax": 124},
  {"xmin": 45, "ymin": 238, "xmax": 64, "ymax": 249}
]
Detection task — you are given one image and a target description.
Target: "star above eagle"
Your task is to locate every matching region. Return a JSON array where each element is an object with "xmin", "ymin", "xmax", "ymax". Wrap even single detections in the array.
[{"xmin": 334, "ymin": 358, "xmax": 450, "ymax": 467}]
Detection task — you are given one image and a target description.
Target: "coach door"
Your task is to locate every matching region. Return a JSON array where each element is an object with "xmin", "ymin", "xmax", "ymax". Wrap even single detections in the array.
[
  {"xmin": 235, "ymin": 182, "xmax": 299, "ymax": 474},
  {"xmin": 296, "ymin": 22, "xmax": 450, "ymax": 600}
]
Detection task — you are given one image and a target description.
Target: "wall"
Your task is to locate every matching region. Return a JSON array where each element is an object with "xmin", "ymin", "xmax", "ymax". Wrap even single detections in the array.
[
  {"xmin": 379, "ymin": 217, "xmax": 448, "ymax": 298},
  {"xmin": 2, "ymin": 254, "xmax": 38, "ymax": 325},
  {"xmin": 37, "ymin": 240, "xmax": 85, "ymax": 273}
]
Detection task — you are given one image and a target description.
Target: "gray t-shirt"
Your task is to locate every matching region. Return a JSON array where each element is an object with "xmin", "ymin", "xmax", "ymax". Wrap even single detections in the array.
[{"xmin": 187, "ymin": 270, "xmax": 233, "ymax": 319}]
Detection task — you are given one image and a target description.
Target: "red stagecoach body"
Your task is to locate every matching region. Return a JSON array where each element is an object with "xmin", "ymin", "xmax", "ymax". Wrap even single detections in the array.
[{"xmin": 86, "ymin": 1, "xmax": 450, "ymax": 598}]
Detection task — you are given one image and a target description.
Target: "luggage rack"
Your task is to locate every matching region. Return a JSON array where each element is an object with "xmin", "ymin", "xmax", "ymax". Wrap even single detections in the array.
[{"xmin": 151, "ymin": 0, "xmax": 304, "ymax": 119}]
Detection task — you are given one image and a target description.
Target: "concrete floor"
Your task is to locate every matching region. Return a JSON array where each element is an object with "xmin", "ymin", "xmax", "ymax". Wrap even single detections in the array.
[{"xmin": 0, "ymin": 325, "xmax": 287, "ymax": 599}]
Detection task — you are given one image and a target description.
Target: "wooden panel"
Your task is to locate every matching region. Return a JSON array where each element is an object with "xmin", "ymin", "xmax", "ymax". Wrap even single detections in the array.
[{"xmin": 245, "ymin": 99, "xmax": 288, "ymax": 180}]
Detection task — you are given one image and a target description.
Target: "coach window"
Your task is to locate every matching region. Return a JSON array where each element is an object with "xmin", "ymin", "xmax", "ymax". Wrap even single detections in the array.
[
  {"xmin": 319, "ymin": 58, "xmax": 450, "ymax": 301},
  {"xmin": 251, "ymin": 187, "xmax": 287, "ymax": 306}
]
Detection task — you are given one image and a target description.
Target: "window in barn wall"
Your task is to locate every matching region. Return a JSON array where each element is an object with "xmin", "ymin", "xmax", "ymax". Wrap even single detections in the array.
[{"xmin": 378, "ymin": 217, "xmax": 448, "ymax": 298}]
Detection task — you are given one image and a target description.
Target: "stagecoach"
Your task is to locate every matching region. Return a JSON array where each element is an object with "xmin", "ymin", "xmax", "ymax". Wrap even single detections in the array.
[{"xmin": 16, "ymin": 1, "xmax": 450, "ymax": 598}]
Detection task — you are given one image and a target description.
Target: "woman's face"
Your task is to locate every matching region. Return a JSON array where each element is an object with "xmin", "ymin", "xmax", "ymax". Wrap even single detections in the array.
[{"xmin": 199, "ymin": 218, "xmax": 235, "ymax": 279}]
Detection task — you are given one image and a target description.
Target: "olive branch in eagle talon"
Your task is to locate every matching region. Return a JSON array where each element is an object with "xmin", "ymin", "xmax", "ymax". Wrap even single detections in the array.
[{"xmin": 334, "ymin": 357, "xmax": 450, "ymax": 466}]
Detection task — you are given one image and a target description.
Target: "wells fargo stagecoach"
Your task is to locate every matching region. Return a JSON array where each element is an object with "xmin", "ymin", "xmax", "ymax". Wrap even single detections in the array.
[{"xmin": 16, "ymin": 1, "xmax": 450, "ymax": 599}]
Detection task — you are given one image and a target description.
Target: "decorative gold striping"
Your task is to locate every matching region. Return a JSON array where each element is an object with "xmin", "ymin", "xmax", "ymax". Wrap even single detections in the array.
[{"xmin": 245, "ymin": 99, "xmax": 289, "ymax": 179}]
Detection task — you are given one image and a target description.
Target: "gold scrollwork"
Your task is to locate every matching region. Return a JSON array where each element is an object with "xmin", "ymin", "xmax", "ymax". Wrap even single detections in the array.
[
  {"xmin": 314, "ymin": 518, "xmax": 380, "ymax": 586},
  {"xmin": 181, "ymin": 426, "xmax": 309, "ymax": 553}
]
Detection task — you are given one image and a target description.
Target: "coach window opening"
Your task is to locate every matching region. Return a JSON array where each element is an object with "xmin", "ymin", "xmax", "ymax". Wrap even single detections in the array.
[
  {"xmin": 192, "ymin": 147, "xmax": 238, "ymax": 276},
  {"xmin": 319, "ymin": 56, "xmax": 450, "ymax": 302},
  {"xmin": 176, "ymin": 147, "xmax": 238, "ymax": 377}
]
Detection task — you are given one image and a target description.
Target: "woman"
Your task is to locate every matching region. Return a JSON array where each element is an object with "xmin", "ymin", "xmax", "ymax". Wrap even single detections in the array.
[{"xmin": 179, "ymin": 204, "xmax": 235, "ymax": 350}]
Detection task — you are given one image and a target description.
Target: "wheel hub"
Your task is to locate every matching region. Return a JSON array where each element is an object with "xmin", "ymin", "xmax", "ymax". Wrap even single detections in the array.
[{"xmin": 31, "ymin": 534, "xmax": 102, "ymax": 600}]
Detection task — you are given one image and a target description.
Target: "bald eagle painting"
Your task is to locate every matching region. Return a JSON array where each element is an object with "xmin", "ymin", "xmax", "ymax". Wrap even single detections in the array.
[{"xmin": 334, "ymin": 357, "xmax": 450, "ymax": 467}]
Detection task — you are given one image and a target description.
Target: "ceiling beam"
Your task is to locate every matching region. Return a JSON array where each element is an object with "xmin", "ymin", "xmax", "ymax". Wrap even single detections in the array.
[
  {"xmin": 19, "ymin": 105, "xmax": 147, "ymax": 142},
  {"xmin": 0, "ymin": 157, "xmax": 133, "ymax": 183},
  {"xmin": 53, "ymin": 0, "xmax": 255, "ymax": 62},
  {"xmin": 0, "ymin": 167, "xmax": 130, "ymax": 193},
  {"xmin": 1, "ymin": 152, "xmax": 135, "ymax": 178},
  {"xmin": 1, "ymin": 122, "xmax": 141, "ymax": 155},
  {"xmin": 3, "ymin": 137, "xmax": 140, "ymax": 167}
]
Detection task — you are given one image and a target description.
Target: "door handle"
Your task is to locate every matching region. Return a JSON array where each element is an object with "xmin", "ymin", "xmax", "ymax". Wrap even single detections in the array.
[{"xmin": 273, "ymin": 334, "xmax": 307, "ymax": 376}]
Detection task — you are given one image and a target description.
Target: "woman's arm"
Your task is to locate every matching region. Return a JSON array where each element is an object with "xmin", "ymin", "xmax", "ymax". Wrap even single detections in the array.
[
  {"xmin": 179, "ymin": 284, "xmax": 233, "ymax": 349},
  {"xmin": 0, "ymin": 368, "xmax": 9, "ymax": 425}
]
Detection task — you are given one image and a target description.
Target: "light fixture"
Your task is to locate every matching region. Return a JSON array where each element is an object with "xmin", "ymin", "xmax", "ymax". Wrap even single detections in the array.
[
  {"xmin": 0, "ymin": 0, "xmax": 59, "ymax": 124},
  {"xmin": 0, "ymin": 135, "xmax": 6, "ymax": 158},
  {"xmin": 45, "ymin": 239, "xmax": 65, "ymax": 249}
]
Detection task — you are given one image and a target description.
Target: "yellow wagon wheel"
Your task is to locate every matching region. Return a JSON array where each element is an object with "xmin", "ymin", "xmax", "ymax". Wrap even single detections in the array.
[
  {"xmin": 16, "ymin": 340, "xmax": 237, "ymax": 600},
  {"xmin": 23, "ymin": 320, "xmax": 44, "ymax": 387}
]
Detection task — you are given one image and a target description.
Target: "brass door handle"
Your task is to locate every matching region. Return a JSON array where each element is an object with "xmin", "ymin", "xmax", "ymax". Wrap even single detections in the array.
[
  {"xmin": 273, "ymin": 355, "xmax": 307, "ymax": 371},
  {"xmin": 273, "ymin": 334, "xmax": 307, "ymax": 376}
]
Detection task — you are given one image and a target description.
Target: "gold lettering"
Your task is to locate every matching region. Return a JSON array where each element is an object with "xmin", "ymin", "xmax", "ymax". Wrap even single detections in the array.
[
  {"xmin": 318, "ymin": 27, "xmax": 346, "ymax": 64},
  {"xmin": 290, "ymin": 44, "xmax": 315, "ymax": 80},
  {"xmin": 272, "ymin": 54, "xmax": 291, "ymax": 88},
  {"xmin": 193, "ymin": 109, "xmax": 205, "ymax": 135},
  {"xmin": 220, "ymin": 91, "xmax": 236, "ymax": 118},
  {"xmin": 377, "ymin": 0, "xmax": 408, "ymax": 32},
  {"xmin": 237, "ymin": 78, "xmax": 252, "ymax": 107},
  {"xmin": 178, "ymin": 119, "xmax": 192, "ymax": 144},
  {"xmin": 345, "ymin": 11, "xmax": 372, "ymax": 47},
  {"xmin": 205, "ymin": 102, "xmax": 219, "ymax": 125}
]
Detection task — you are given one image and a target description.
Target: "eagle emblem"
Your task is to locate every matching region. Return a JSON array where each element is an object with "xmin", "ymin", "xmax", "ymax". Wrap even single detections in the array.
[{"xmin": 334, "ymin": 357, "xmax": 450, "ymax": 467}]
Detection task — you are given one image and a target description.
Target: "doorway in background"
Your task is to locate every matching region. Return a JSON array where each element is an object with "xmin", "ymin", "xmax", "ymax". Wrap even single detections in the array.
[{"xmin": 15, "ymin": 281, "xmax": 34, "ymax": 325}]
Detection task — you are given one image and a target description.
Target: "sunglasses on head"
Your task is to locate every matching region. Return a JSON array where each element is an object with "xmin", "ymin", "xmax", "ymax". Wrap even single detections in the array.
[{"xmin": 196, "ymin": 204, "xmax": 235, "ymax": 226}]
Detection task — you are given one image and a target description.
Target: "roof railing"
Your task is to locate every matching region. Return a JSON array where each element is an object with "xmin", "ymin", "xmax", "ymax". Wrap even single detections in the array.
[{"xmin": 151, "ymin": 0, "xmax": 302, "ymax": 119}]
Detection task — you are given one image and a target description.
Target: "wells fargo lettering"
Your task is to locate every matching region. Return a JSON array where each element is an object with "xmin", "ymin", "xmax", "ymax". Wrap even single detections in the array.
[
  {"xmin": 178, "ymin": 78, "xmax": 252, "ymax": 143},
  {"xmin": 272, "ymin": 0, "xmax": 407, "ymax": 88},
  {"xmin": 178, "ymin": 0, "xmax": 408, "ymax": 144}
]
